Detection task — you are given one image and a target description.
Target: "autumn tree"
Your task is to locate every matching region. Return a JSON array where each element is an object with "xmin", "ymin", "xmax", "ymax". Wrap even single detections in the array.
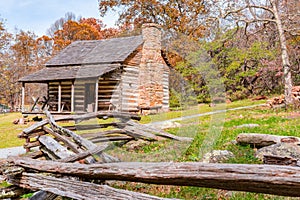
[
  {"xmin": 47, "ymin": 12, "xmax": 77, "ymax": 37},
  {"xmin": 48, "ymin": 13, "xmax": 121, "ymax": 52},
  {"xmin": 99, "ymin": 0, "xmax": 208, "ymax": 38},
  {"xmin": 0, "ymin": 19, "xmax": 11, "ymax": 52},
  {"xmin": 221, "ymin": 0, "xmax": 300, "ymax": 104},
  {"xmin": 0, "ymin": 18, "xmax": 13, "ymax": 106},
  {"xmin": 0, "ymin": 27, "xmax": 51, "ymax": 109}
]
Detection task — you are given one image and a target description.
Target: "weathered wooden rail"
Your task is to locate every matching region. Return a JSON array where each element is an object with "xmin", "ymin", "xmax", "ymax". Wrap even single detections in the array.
[
  {"xmin": 2, "ymin": 157, "xmax": 300, "ymax": 198},
  {"xmin": 1, "ymin": 111, "xmax": 300, "ymax": 199},
  {"xmin": 18, "ymin": 111, "xmax": 191, "ymax": 155}
]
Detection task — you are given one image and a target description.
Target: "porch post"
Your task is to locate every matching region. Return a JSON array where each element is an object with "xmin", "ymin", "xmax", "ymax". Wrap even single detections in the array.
[
  {"xmin": 58, "ymin": 82, "xmax": 62, "ymax": 112},
  {"xmin": 71, "ymin": 81, "xmax": 75, "ymax": 112},
  {"xmin": 21, "ymin": 82, "xmax": 25, "ymax": 112},
  {"xmin": 95, "ymin": 78, "xmax": 99, "ymax": 112}
]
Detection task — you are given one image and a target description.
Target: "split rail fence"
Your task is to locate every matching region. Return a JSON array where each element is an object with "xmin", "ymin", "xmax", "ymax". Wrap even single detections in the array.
[{"xmin": 1, "ymin": 111, "xmax": 300, "ymax": 199}]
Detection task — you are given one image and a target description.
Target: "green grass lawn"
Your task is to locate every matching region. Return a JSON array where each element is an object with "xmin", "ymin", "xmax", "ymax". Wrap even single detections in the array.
[
  {"xmin": 0, "ymin": 112, "xmax": 30, "ymax": 148},
  {"xmin": 2, "ymin": 100, "xmax": 300, "ymax": 199}
]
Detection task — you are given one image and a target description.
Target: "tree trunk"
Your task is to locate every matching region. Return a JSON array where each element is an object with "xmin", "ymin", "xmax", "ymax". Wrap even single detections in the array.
[
  {"xmin": 271, "ymin": 0, "xmax": 293, "ymax": 104},
  {"xmin": 7, "ymin": 157, "xmax": 300, "ymax": 197}
]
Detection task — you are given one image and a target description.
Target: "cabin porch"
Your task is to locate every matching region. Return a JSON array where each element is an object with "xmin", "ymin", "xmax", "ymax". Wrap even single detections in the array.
[{"xmin": 20, "ymin": 78, "xmax": 118, "ymax": 115}]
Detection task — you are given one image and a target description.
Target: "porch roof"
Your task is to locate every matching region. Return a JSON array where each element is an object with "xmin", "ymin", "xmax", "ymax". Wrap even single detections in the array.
[{"xmin": 19, "ymin": 64, "xmax": 121, "ymax": 83}]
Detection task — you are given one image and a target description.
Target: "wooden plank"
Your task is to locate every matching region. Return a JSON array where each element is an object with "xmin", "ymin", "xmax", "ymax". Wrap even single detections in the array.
[
  {"xmin": 125, "ymin": 120, "xmax": 192, "ymax": 142},
  {"xmin": 38, "ymin": 135, "xmax": 75, "ymax": 159},
  {"xmin": 48, "ymin": 82, "xmax": 59, "ymax": 85},
  {"xmin": 8, "ymin": 158, "xmax": 300, "ymax": 197},
  {"xmin": 18, "ymin": 129, "xmax": 45, "ymax": 139},
  {"xmin": 91, "ymin": 136, "xmax": 133, "ymax": 143},
  {"xmin": 40, "ymin": 146, "xmax": 62, "ymax": 160},
  {"xmin": 24, "ymin": 151, "xmax": 44, "ymax": 159},
  {"xmin": 45, "ymin": 111, "xmax": 119, "ymax": 163},
  {"xmin": 55, "ymin": 111, "xmax": 141, "ymax": 122},
  {"xmin": 22, "ymin": 119, "xmax": 49, "ymax": 135},
  {"xmin": 43, "ymin": 126, "xmax": 80, "ymax": 153},
  {"xmin": 99, "ymin": 85, "xmax": 118, "ymax": 89},
  {"xmin": 82, "ymin": 129, "xmax": 126, "ymax": 138},
  {"xmin": 23, "ymin": 140, "xmax": 40, "ymax": 149},
  {"xmin": 63, "ymin": 122, "xmax": 126, "ymax": 131},
  {"xmin": 61, "ymin": 81, "xmax": 72, "ymax": 84},
  {"xmin": 59, "ymin": 145, "xmax": 108, "ymax": 163},
  {"xmin": 98, "ymin": 95, "xmax": 113, "ymax": 98},
  {"xmin": 123, "ymin": 125, "xmax": 159, "ymax": 141},
  {"xmin": 8, "ymin": 172, "xmax": 172, "ymax": 200}
]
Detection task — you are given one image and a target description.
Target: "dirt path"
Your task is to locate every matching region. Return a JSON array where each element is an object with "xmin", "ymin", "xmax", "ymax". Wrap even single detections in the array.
[{"xmin": 148, "ymin": 103, "xmax": 266, "ymax": 126}]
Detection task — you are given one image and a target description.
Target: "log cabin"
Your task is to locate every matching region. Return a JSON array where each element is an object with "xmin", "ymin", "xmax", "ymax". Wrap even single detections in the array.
[{"xmin": 19, "ymin": 23, "xmax": 170, "ymax": 114}]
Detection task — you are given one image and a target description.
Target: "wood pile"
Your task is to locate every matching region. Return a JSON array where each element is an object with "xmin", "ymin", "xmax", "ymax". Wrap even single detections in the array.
[
  {"xmin": 292, "ymin": 86, "xmax": 300, "ymax": 106},
  {"xmin": 267, "ymin": 94, "xmax": 285, "ymax": 108},
  {"xmin": 267, "ymin": 86, "xmax": 300, "ymax": 108}
]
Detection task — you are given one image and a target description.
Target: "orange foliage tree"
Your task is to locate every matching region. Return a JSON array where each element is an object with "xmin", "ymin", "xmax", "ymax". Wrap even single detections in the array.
[
  {"xmin": 99, "ymin": 0, "xmax": 207, "ymax": 39},
  {"xmin": 0, "ymin": 29, "xmax": 51, "ymax": 109},
  {"xmin": 51, "ymin": 15, "xmax": 121, "ymax": 52}
]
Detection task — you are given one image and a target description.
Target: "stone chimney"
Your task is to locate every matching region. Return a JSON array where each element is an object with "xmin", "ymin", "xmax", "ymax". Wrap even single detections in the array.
[
  {"xmin": 141, "ymin": 23, "xmax": 162, "ymax": 51},
  {"xmin": 138, "ymin": 23, "xmax": 169, "ymax": 112}
]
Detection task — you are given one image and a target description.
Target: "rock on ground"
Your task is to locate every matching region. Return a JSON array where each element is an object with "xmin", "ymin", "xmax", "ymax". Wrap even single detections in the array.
[
  {"xmin": 0, "ymin": 146, "xmax": 26, "ymax": 159},
  {"xmin": 255, "ymin": 143, "xmax": 300, "ymax": 161},
  {"xmin": 201, "ymin": 150, "xmax": 234, "ymax": 163},
  {"xmin": 235, "ymin": 124, "xmax": 259, "ymax": 129}
]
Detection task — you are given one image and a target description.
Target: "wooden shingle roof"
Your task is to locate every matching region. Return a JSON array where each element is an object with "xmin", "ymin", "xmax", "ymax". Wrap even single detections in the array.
[
  {"xmin": 46, "ymin": 35, "xmax": 143, "ymax": 66},
  {"xmin": 19, "ymin": 64, "xmax": 121, "ymax": 83},
  {"xmin": 19, "ymin": 35, "xmax": 144, "ymax": 82}
]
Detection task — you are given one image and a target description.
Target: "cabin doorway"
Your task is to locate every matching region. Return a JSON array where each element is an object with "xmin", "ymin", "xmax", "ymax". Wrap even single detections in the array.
[{"xmin": 85, "ymin": 83, "xmax": 95, "ymax": 112}]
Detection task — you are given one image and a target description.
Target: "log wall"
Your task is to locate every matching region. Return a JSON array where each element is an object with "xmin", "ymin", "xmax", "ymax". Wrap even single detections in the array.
[
  {"xmin": 119, "ymin": 65, "xmax": 140, "ymax": 112},
  {"xmin": 74, "ymin": 79, "xmax": 96, "ymax": 112},
  {"xmin": 98, "ymin": 70, "xmax": 122, "ymax": 111},
  {"xmin": 48, "ymin": 82, "xmax": 58, "ymax": 102}
]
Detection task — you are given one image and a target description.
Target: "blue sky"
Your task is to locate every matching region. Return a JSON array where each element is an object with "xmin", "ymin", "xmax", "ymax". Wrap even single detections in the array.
[{"xmin": 0, "ymin": 0, "xmax": 117, "ymax": 36}]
